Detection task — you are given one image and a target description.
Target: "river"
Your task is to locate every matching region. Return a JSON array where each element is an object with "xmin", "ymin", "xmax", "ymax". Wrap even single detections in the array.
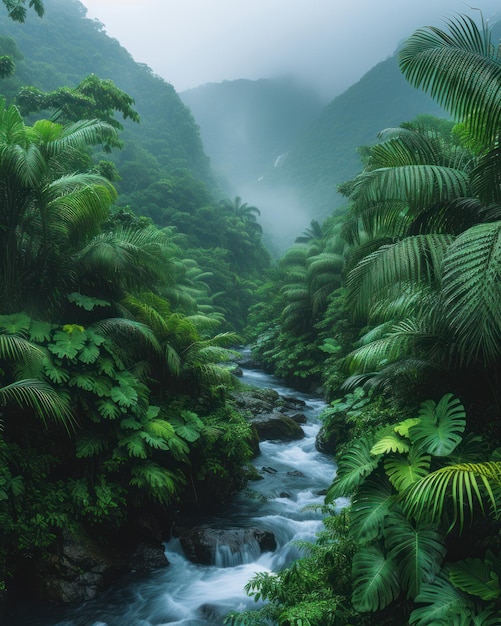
[{"xmin": 11, "ymin": 365, "xmax": 340, "ymax": 626}]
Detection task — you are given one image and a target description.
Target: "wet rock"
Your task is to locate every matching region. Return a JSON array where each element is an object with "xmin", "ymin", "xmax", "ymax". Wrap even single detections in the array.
[
  {"xmin": 36, "ymin": 529, "xmax": 168, "ymax": 604},
  {"xmin": 39, "ymin": 530, "xmax": 123, "ymax": 604},
  {"xmin": 127, "ymin": 542, "xmax": 169, "ymax": 572},
  {"xmin": 262, "ymin": 466, "xmax": 278, "ymax": 473},
  {"xmin": 232, "ymin": 388, "xmax": 307, "ymax": 442},
  {"xmin": 250, "ymin": 413, "xmax": 305, "ymax": 441},
  {"xmin": 281, "ymin": 395, "xmax": 306, "ymax": 408},
  {"xmin": 287, "ymin": 470, "xmax": 305, "ymax": 477},
  {"xmin": 178, "ymin": 526, "xmax": 276, "ymax": 566},
  {"xmin": 315, "ymin": 423, "xmax": 338, "ymax": 455},
  {"xmin": 290, "ymin": 413, "xmax": 307, "ymax": 424}
]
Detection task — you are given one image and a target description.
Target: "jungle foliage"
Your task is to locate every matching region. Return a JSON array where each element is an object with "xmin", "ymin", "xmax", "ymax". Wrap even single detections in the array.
[
  {"xmin": 244, "ymin": 12, "xmax": 501, "ymax": 626},
  {"xmin": 0, "ymin": 0, "xmax": 272, "ymax": 593}
]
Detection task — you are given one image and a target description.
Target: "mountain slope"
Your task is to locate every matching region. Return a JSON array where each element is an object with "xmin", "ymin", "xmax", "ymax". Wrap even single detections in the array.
[
  {"xmin": 0, "ymin": 0, "xmax": 214, "ymax": 195},
  {"xmin": 269, "ymin": 52, "xmax": 445, "ymax": 219},
  {"xmin": 181, "ymin": 77, "xmax": 324, "ymax": 191}
]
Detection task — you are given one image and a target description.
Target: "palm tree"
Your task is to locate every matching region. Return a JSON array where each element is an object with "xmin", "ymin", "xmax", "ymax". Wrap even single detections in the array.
[
  {"xmin": 0, "ymin": 99, "xmax": 118, "ymax": 316},
  {"xmin": 219, "ymin": 195, "xmax": 262, "ymax": 235},
  {"xmin": 342, "ymin": 43, "xmax": 501, "ymax": 389}
]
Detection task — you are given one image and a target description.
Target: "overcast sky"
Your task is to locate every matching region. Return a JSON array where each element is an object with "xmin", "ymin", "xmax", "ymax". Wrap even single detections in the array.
[{"xmin": 80, "ymin": 1, "xmax": 500, "ymax": 99}]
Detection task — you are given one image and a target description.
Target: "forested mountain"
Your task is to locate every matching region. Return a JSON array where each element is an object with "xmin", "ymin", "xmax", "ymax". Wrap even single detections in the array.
[
  {"xmin": 270, "ymin": 52, "xmax": 446, "ymax": 219},
  {"xmin": 181, "ymin": 77, "xmax": 324, "ymax": 191},
  {"xmin": 0, "ymin": 0, "xmax": 214, "ymax": 193},
  {"xmin": 182, "ymin": 52, "xmax": 447, "ymax": 233}
]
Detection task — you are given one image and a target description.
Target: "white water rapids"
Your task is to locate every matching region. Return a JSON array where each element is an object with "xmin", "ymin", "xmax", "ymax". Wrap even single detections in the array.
[{"xmin": 11, "ymin": 366, "xmax": 341, "ymax": 626}]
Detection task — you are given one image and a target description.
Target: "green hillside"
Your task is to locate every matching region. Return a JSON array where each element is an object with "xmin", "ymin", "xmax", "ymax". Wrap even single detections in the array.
[
  {"xmin": 263, "ymin": 52, "xmax": 446, "ymax": 219},
  {"xmin": 181, "ymin": 77, "xmax": 324, "ymax": 191},
  {"xmin": 0, "ymin": 0, "xmax": 214, "ymax": 195}
]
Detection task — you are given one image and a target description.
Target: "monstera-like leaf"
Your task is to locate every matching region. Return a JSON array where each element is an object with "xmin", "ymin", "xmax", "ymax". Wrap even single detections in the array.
[
  {"xmin": 371, "ymin": 430, "xmax": 410, "ymax": 455},
  {"xmin": 409, "ymin": 569, "xmax": 474, "ymax": 626},
  {"xmin": 351, "ymin": 543, "xmax": 400, "ymax": 612},
  {"xmin": 384, "ymin": 513, "xmax": 446, "ymax": 598},
  {"xmin": 384, "ymin": 447, "xmax": 431, "ymax": 493},
  {"xmin": 409, "ymin": 393, "xmax": 466, "ymax": 456},
  {"xmin": 326, "ymin": 433, "xmax": 380, "ymax": 501},
  {"xmin": 350, "ymin": 474, "xmax": 395, "ymax": 543},
  {"xmin": 449, "ymin": 556, "xmax": 501, "ymax": 601}
]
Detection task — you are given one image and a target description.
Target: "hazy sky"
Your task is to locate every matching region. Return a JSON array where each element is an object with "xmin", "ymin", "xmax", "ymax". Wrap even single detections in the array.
[{"xmin": 80, "ymin": 1, "xmax": 500, "ymax": 99}]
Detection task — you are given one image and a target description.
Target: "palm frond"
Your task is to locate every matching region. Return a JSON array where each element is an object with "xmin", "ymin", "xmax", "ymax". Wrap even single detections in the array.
[
  {"xmin": 402, "ymin": 461, "xmax": 501, "ymax": 532},
  {"xmin": 399, "ymin": 14, "xmax": 501, "ymax": 147},
  {"xmin": 0, "ymin": 379, "xmax": 74, "ymax": 431},
  {"xmin": 442, "ymin": 221, "xmax": 501, "ymax": 365}
]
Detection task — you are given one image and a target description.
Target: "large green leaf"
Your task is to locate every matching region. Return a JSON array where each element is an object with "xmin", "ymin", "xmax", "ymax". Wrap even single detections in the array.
[
  {"xmin": 351, "ymin": 475, "xmax": 395, "ymax": 543},
  {"xmin": 0, "ymin": 379, "xmax": 74, "ymax": 430},
  {"xmin": 110, "ymin": 384, "xmax": 138, "ymax": 408},
  {"xmin": 384, "ymin": 448, "xmax": 431, "ymax": 493},
  {"xmin": 351, "ymin": 543, "xmax": 400, "ymax": 612},
  {"xmin": 130, "ymin": 461, "xmax": 180, "ymax": 504},
  {"xmin": 402, "ymin": 461, "xmax": 501, "ymax": 531},
  {"xmin": 384, "ymin": 513, "xmax": 446, "ymax": 598},
  {"xmin": 371, "ymin": 431, "xmax": 410, "ymax": 455},
  {"xmin": 409, "ymin": 393, "xmax": 466, "ymax": 456},
  {"xmin": 170, "ymin": 410, "xmax": 203, "ymax": 443},
  {"xmin": 442, "ymin": 221, "xmax": 501, "ymax": 366},
  {"xmin": 399, "ymin": 15, "xmax": 501, "ymax": 148},
  {"xmin": 325, "ymin": 434, "xmax": 380, "ymax": 501},
  {"xmin": 48, "ymin": 329, "xmax": 86, "ymax": 359},
  {"xmin": 67, "ymin": 292, "xmax": 110, "ymax": 311},
  {"xmin": 409, "ymin": 569, "xmax": 474, "ymax": 626},
  {"xmin": 449, "ymin": 557, "xmax": 501, "ymax": 601}
]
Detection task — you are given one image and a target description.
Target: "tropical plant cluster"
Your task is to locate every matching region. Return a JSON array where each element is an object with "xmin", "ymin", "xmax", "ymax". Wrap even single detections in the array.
[
  {"xmin": 0, "ymin": 0, "xmax": 274, "ymax": 598},
  {"xmin": 242, "ymin": 13, "xmax": 501, "ymax": 625}
]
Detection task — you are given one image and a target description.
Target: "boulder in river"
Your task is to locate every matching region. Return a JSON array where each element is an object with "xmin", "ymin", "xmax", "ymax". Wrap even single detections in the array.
[
  {"xmin": 250, "ymin": 412, "xmax": 305, "ymax": 441},
  {"xmin": 178, "ymin": 526, "xmax": 276, "ymax": 566},
  {"xmin": 33, "ymin": 528, "xmax": 168, "ymax": 604},
  {"xmin": 232, "ymin": 388, "xmax": 306, "ymax": 442}
]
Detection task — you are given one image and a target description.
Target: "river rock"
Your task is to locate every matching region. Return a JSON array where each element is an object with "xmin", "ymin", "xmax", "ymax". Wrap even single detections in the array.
[
  {"xmin": 250, "ymin": 412, "xmax": 305, "ymax": 441},
  {"xmin": 36, "ymin": 528, "xmax": 168, "ymax": 604},
  {"xmin": 178, "ymin": 526, "xmax": 276, "ymax": 565},
  {"xmin": 315, "ymin": 423, "xmax": 338, "ymax": 455},
  {"xmin": 232, "ymin": 389, "xmax": 306, "ymax": 442}
]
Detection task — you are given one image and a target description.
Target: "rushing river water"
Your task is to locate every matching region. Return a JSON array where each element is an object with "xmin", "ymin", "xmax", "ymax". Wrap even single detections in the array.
[{"xmin": 11, "ymin": 366, "xmax": 340, "ymax": 626}]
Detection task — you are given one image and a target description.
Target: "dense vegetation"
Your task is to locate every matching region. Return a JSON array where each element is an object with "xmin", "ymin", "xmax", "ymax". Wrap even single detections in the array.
[
  {"xmin": 235, "ymin": 13, "xmax": 501, "ymax": 626},
  {"xmin": 2, "ymin": 2, "xmax": 501, "ymax": 625},
  {"xmin": 0, "ymin": 0, "xmax": 272, "ymax": 603}
]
